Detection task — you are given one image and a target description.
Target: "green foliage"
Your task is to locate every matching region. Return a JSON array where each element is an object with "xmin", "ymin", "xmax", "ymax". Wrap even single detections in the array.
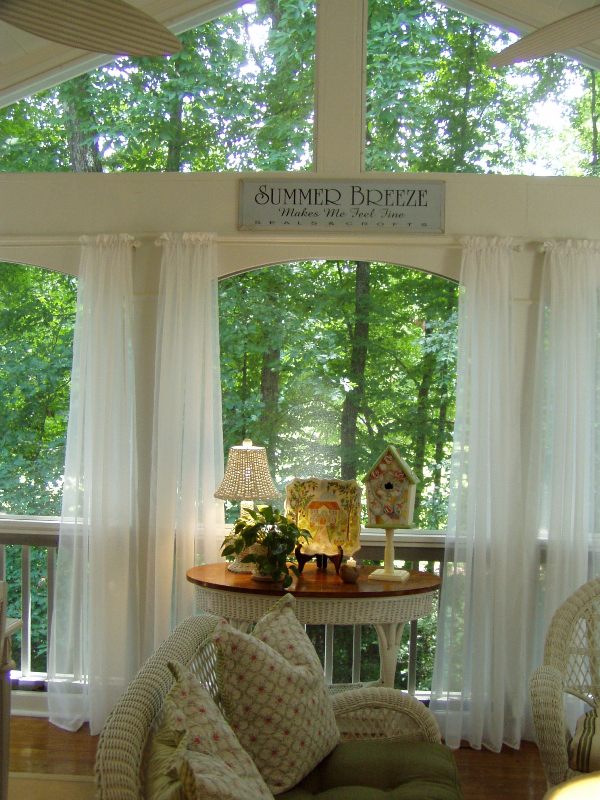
[
  {"xmin": 0, "ymin": 1, "xmax": 316, "ymax": 173},
  {"xmin": 365, "ymin": 0, "xmax": 581, "ymax": 174},
  {"xmin": 567, "ymin": 67, "xmax": 600, "ymax": 176},
  {"xmin": 0, "ymin": 93, "xmax": 72, "ymax": 171},
  {"xmin": 4, "ymin": 545, "xmax": 51, "ymax": 673},
  {"xmin": 219, "ymin": 261, "xmax": 458, "ymax": 528},
  {"xmin": 0, "ymin": 0, "xmax": 593, "ymax": 177},
  {"xmin": 0, "ymin": 263, "xmax": 76, "ymax": 515},
  {"xmin": 221, "ymin": 504, "xmax": 311, "ymax": 587},
  {"xmin": 0, "ymin": 264, "xmax": 76, "ymax": 673}
]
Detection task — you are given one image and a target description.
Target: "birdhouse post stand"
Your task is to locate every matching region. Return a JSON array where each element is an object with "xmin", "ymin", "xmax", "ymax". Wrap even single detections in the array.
[{"xmin": 372, "ymin": 527, "xmax": 408, "ymax": 582}]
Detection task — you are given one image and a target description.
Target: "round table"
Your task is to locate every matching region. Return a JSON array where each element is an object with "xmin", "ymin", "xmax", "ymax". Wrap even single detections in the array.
[{"xmin": 186, "ymin": 562, "xmax": 441, "ymax": 688}]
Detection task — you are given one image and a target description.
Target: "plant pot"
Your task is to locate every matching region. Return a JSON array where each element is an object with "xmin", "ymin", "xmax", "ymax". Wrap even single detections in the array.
[
  {"xmin": 227, "ymin": 549, "xmax": 255, "ymax": 573},
  {"xmin": 251, "ymin": 573, "xmax": 281, "ymax": 583}
]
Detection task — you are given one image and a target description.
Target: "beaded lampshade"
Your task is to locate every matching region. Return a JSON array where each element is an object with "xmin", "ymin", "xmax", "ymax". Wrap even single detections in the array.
[{"xmin": 214, "ymin": 439, "xmax": 280, "ymax": 502}]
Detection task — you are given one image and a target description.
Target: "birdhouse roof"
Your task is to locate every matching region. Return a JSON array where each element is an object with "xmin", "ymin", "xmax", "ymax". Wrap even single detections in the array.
[{"xmin": 363, "ymin": 445, "xmax": 418, "ymax": 485}]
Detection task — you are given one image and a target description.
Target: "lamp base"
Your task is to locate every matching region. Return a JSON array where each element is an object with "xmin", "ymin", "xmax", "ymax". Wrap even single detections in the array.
[{"xmin": 368, "ymin": 567, "xmax": 409, "ymax": 582}]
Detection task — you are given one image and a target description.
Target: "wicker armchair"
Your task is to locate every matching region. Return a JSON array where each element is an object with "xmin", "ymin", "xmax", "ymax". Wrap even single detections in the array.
[
  {"xmin": 95, "ymin": 613, "xmax": 460, "ymax": 799},
  {"xmin": 530, "ymin": 577, "xmax": 600, "ymax": 787}
]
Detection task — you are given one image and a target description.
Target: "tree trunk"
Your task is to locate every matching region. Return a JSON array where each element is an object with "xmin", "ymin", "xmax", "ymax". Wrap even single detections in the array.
[
  {"xmin": 166, "ymin": 94, "xmax": 184, "ymax": 172},
  {"xmin": 451, "ymin": 23, "xmax": 478, "ymax": 168},
  {"xmin": 58, "ymin": 74, "xmax": 103, "ymax": 173},
  {"xmin": 340, "ymin": 261, "xmax": 370, "ymax": 480},
  {"xmin": 257, "ymin": 347, "xmax": 281, "ymax": 463},
  {"xmin": 590, "ymin": 69, "xmax": 599, "ymax": 172},
  {"xmin": 411, "ymin": 326, "xmax": 435, "ymax": 520},
  {"xmin": 432, "ymin": 285, "xmax": 457, "ymax": 512}
]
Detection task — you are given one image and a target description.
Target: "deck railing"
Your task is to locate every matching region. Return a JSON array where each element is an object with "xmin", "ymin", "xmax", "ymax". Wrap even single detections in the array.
[{"xmin": 0, "ymin": 517, "xmax": 445, "ymax": 714}]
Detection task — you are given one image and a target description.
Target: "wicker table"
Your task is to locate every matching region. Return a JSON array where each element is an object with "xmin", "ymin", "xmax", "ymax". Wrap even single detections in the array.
[{"xmin": 186, "ymin": 562, "xmax": 440, "ymax": 688}]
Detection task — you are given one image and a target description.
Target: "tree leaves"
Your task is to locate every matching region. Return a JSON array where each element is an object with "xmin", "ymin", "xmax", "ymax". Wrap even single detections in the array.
[
  {"xmin": 218, "ymin": 260, "xmax": 458, "ymax": 528},
  {"xmin": 365, "ymin": 0, "xmax": 579, "ymax": 174},
  {"xmin": 0, "ymin": 264, "xmax": 76, "ymax": 515}
]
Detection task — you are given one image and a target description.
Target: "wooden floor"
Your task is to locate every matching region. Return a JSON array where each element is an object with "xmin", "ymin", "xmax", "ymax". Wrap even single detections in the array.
[
  {"xmin": 9, "ymin": 717, "xmax": 98, "ymax": 776},
  {"xmin": 9, "ymin": 716, "xmax": 549, "ymax": 799}
]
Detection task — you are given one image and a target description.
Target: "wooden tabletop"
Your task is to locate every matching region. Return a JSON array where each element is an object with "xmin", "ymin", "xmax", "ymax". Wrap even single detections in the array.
[{"xmin": 186, "ymin": 562, "xmax": 441, "ymax": 599}]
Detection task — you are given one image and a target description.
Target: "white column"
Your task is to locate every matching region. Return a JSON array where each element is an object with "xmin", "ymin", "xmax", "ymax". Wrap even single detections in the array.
[{"xmin": 314, "ymin": 0, "xmax": 366, "ymax": 174}]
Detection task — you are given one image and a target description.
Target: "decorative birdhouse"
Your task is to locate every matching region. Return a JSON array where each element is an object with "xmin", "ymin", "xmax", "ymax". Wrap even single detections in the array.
[{"xmin": 363, "ymin": 446, "xmax": 418, "ymax": 529}]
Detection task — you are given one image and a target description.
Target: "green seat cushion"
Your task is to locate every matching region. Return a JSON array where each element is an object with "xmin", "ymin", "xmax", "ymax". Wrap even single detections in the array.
[{"xmin": 280, "ymin": 740, "xmax": 463, "ymax": 800}]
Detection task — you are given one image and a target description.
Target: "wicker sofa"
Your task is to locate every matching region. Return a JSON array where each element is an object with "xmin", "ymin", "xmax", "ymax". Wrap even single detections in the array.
[{"xmin": 95, "ymin": 612, "xmax": 463, "ymax": 799}]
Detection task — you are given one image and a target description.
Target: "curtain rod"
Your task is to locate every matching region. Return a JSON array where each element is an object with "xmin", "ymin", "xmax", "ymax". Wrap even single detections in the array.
[{"xmin": 0, "ymin": 233, "xmax": 531, "ymax": 248}]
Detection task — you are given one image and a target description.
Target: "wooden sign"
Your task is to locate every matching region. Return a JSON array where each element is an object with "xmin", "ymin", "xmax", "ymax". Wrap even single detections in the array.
[{"xmin": 239, "ymin": 178, "xmax": 445, "ymax": 233}]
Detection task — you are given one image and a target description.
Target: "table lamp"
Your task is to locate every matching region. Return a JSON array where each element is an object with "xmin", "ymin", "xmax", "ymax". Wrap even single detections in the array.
[{"xmin": 214, "ymin": 439, "xmax": 280, "ymax": 572}]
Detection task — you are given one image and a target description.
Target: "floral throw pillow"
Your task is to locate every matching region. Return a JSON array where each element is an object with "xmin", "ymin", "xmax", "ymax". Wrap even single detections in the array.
[
  {"xmin": 149, "ymin": 660, "xmax": 273, "ymax": 800},
  {"xmin": 213, "ymin": 594, "xmax": 340, "ymax": 794},
  {"xmin": 176, "ymin": 749, "xmax": 271, "ymax": 800}
]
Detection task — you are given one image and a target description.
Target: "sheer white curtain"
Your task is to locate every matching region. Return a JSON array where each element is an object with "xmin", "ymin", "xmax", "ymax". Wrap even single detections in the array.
[
  {"xmin": 430, "ymin": 237, "xmax": 532, "ymax": 751},
  {"xmin": 48, "ymin": 234, "xmax": 139, "ymax": 735},
  {"xmin": 143, "ymin": 233, "xmax": 226, "ymax": 658},
  {"xmin": 526, "ymin": 240, "xmax": 600, "ymax": 642}
]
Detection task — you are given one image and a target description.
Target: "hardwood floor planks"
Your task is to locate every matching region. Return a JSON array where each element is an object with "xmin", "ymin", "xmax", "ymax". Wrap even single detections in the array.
[
  {"xmin": 9, "ymin": 717, "xmax": 98, "ymax": 776},
  {"xmin": 10, "ymin": 717, "xmax": 548, "ymax": 798},
  {"xmin": 454, "ymin": 741, "xmax": 548, "ymax": 800}
]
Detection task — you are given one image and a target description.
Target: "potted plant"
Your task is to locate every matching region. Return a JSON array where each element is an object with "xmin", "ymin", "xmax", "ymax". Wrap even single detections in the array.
[{"xmin": 220, "ymin": 504, "xmax": 311, "ymax": 588}]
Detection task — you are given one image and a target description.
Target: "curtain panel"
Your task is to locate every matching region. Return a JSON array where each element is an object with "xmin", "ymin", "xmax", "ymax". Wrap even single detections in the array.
[
  {"xmin": 143, "ymin": 233, "xmax": 226, "ymax": 659},
  {"xmin": 48, "ymin": 231, "xmax": 226, "ymax": 733},
  {"xmin": 430, "ymin": 237, "xmax": 531, "ymax": 751},
  {"xmin": 525, "ymin": 240, "xmax": 600, "ymax": 639},
  {"xmin": 48, "ymin": 234, "xmax": 139, "ymax": 734},
  {"xmin": 432, "ymin": 236, "xmax": 600, "ymax": 752}
]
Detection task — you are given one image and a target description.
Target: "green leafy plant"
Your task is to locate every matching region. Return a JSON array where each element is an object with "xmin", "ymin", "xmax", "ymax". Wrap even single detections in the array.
[{"xmin": 221, "ymin": 504, "xmax": 311, "ymax": 588}]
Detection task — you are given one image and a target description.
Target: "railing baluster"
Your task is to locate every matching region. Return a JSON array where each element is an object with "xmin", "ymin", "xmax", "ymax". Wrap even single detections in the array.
[
  {"xmin": 21, "ymin": 544, "xmax": 31, "ymax": 676},
  {"xmin": 407, "ymin": 619, "xmax": 418, "ymax": 694},
  {"xmin": 47, "ymin": 545, "xmax": 56, "ymax": 649},
  {"xmin": 352, "ymin": 624, "xmax": 361, "ymax": 684},
  {"xmin": 324, "ymin": 624, "xmax": 334, "ymax": 684}
]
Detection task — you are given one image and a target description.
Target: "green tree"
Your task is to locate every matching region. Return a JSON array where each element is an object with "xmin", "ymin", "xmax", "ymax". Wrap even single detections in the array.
[
  {"xmin": 218, "ymin": 261, "xmax": 458, "ymax": 529},
  {"xmin": 0, "ymin": 264, "xmax": 76, "ymax": 673},
  {"xmin": 0, "ymin": 264, "xmax": 76, "ymax": 515},
  {"xmin": 365, "ymin": 0, "xmax": 574, "ymax": 174},
  {"xmin": 569, "ymin": 67, "xmax": 600, "ymax": 176},
  {"xmin": 58, "ymin": 73, "xmax": 104, "ymax": 172},
  {"xmin": 0, "ymin": 1, "xmax": 316, "ymax": 173}
]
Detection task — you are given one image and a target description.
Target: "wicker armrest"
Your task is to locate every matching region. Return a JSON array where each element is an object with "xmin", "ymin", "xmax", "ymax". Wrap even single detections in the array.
[
  {"xmin": 530, "ymin": 664, "xmax": 571, "ymax": 786},
  {"xmin": 331, "ymin": 687, "xmax": 441, "ymax": 743}
]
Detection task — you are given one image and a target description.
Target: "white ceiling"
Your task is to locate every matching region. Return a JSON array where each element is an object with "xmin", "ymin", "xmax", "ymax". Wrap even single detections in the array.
[{"xmin": 0, "ymin": 0, "xmax": 599, "ymax": 109}]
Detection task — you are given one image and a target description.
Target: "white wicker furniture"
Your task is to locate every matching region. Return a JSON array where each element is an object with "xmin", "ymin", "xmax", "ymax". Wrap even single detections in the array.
[
  {"xmin": 530, "ymin": 576, "xmax": 600, "ymax": 788},
  {"xmin": 186, "ymin": 562, "xmax": 441, "ymax": 688},
  {"xmin": 94, "ymin": 612, "xmax": 446, "ymax": 799}
]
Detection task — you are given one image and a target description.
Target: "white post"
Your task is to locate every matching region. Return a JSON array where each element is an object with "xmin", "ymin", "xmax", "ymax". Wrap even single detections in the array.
[{"xmin": 368, "ymin": 529, "xmax": 410, "ymax": 582}]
